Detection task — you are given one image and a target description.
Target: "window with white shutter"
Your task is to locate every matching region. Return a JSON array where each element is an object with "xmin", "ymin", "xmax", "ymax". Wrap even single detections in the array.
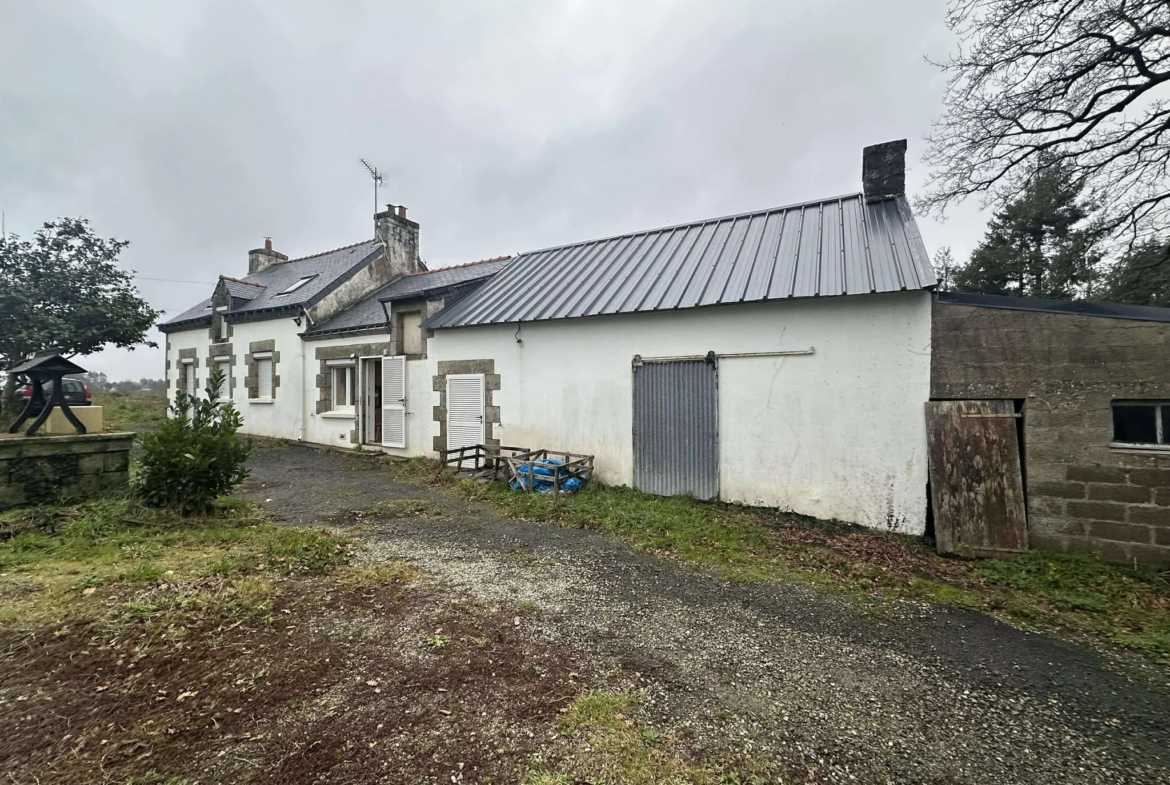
[
  {"xmin": 214, "ymin": 357, "xmax": 232, "ymax": 401},
  {"xmin": 182, "ymin": 360, "xmax": 197, "ymax": 398},
  {"xmin": 256, "ymin": 357, "xmax": 273, "ymax": 399}
]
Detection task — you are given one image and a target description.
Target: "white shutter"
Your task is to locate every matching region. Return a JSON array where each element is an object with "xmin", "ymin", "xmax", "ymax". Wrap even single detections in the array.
[
  {"xmin": 381, "ymin": 356, "xmax": 406, "ymax": 448},
  {"xmin": 215, "ymin": 358, "xmax": 231, "ymax": 400},
  {"xmin": 257, "ymin": 359, "xmax": 273, "ymax": 398},
  {"xmin": 446, "ymin": 374, "xmax": 485, "ymax": 459},
  {"xmin": 184, "ymin": 362, "xmax": 197, "ymax": 397}
]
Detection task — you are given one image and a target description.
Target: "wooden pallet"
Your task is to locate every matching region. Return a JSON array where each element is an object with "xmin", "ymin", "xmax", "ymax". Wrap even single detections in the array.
[
  {"xmin": 504, "ymin": 449, "xmax": 594, "ymax": 494},
  {"xmin": 436, "ymin": 444, "xmax": 530, "ymax": 480}
]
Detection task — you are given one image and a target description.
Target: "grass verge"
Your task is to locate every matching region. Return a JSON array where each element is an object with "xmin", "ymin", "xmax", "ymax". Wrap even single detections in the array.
[
  {"xmin": 93, "ymin": 392, "xmax": 169, "ymax": 431},
  {"xmin": 0, "ymin": 495, "xmax": 350, "ymax": 630},
  {"xmin": 394, "ymin": 462, "xmax": 1170, "ymax": 663}
]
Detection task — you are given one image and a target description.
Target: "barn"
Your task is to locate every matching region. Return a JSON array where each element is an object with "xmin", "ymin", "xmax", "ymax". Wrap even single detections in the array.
[{"xmin": 424, "ymin": 140, "xmax": 938, "ymax": 533}]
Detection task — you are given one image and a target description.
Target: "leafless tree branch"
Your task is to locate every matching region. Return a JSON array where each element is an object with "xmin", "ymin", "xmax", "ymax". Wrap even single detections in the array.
[{"xmin": 919, "ymin": 0, "xmax": 1170, "ymax": 251}]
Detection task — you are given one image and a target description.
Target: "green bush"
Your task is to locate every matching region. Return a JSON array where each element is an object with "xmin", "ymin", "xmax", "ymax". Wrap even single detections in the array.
[{"xmin": 135, "ymin": 370, "xmax": 252, "ymax": 514}]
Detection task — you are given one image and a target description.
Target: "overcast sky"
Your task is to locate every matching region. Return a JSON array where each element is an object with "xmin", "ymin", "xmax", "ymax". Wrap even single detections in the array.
[{"xmin": 1, "ymin": 0, "xmax": 986, "ymax": 380}]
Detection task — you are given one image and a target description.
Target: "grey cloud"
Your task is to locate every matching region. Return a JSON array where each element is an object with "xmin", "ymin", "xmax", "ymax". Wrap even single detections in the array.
[{"xmin": 1, "ymin": 0, "xmax": 983, "ymax": 379}]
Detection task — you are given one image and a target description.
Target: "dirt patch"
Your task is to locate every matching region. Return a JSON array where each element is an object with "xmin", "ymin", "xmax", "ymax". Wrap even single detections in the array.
[{"xmin": 0, "ymin": 575, "xmax": 592, "ymax": 785}]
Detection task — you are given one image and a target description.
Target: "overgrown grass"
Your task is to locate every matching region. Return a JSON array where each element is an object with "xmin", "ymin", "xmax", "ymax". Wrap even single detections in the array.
[
  {"xmin": 526, "ymin": 690, "xmax": 771, "ymax": 785},
  {"xmin": 459, "ymin": 482, "xmax": 778, "ymax": 580},
  {"xmin": 93, "ymin": 392, "xmax": 168, "ymax": 431},
  {"xmin": 0, "ymin": 495, "xmax": 351, "ymax": 630},
  {"xmin": 420, "ymin": 468, "xmax": 1170, "ymax": 663}
]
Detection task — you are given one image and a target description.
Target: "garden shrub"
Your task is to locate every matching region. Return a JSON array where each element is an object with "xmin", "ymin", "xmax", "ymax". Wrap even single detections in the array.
[{"xmin": 135, "ymin": 370, "xmax": 252, "ymax": 514}]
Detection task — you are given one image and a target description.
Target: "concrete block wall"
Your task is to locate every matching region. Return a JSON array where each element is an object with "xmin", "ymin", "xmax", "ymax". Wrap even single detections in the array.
[
  {"xmin": 0, "ymin": 433, "xmax": 134, "ymax": 509},
  {"xmin": 932, "ymin": 299, "xmax": 1170, "ymax": 565}
]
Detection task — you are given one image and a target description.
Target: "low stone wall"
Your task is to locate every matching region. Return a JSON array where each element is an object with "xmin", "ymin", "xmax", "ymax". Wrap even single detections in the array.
[{"xmin": 0, "ymin": 432, "xmax": 134, "ymax": 509}]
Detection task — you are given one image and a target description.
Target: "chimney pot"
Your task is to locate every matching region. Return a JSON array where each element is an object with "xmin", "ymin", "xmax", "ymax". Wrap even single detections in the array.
[
  {"xmin": 862, "ymin": 139, "xmax": 908, "ymax": 203},
  {"xmin": 264, "ymin": 237, "xmax": 272, "ymax": 251},
  {"xmin": 397, "ymin": 205, "xmax": 407, "ymax": 219}
]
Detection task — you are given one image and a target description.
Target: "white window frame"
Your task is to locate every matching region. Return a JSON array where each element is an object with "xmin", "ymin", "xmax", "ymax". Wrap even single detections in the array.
[
  {"xmin": 274, "ymin": 275, "xmax": 317, "ymax": 296},
  {"xmin": 213, "ymin": 356, "xmax": 232, "ymax": 402},
  {"xmin": 216, "ymin": 306, "xmax": 229, "ymax": 340},
  {"xmin": 253, "ymin": 352, "xmax": 274, "ymax": 401},
  {"xmin": 327, "ymin": 359, "xmax": 356, "ymax": 414}
]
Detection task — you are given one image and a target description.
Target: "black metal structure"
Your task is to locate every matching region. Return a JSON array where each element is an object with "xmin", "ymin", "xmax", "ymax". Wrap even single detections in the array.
[{"xmin": 6, "ymin": 354, "xmax": 89, "ymax": 436}]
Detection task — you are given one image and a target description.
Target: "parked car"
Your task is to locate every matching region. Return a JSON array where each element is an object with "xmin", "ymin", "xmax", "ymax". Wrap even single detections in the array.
[{"xmin": 16, "ymin": 377, "xmax": 91, "ymax": 413}]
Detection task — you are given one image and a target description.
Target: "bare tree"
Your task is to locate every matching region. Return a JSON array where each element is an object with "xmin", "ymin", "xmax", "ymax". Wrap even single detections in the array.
[{"xmin": 919, "ymin": 0, "xmax": 1170, "ymax": 249}]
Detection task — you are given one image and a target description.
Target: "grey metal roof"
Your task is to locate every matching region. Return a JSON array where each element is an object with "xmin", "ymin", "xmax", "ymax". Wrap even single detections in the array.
[
  {"xmin": 425, "ymin": 194, "xmax": 934, "ymax": 330},
  {"xmin": 304, "ymin": 256, "xmax": 512, "ymax": 337},
  {"xmin": 161, "ymin": 240, "xmax": 382, "ymax": 331}
]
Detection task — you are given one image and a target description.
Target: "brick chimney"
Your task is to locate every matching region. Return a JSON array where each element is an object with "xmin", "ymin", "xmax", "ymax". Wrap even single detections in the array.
[
  {"xmin": 374, "ymin": 203, "xmax": 422, "ymax": 277},
  {"xmin": 248, "ymin": 237, "xmax": 288, "ymax": 275},
  {"xmin": 862, "ymin": 139, "xmax": 907, "ymax": 203}
]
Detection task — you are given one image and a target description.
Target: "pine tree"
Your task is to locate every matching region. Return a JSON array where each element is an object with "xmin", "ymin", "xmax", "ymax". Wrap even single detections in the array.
[
  {"xmin": 953, "ymin": 162, "xmax": 1102, "ymax": 299},
  {"xmin": 1102, "ymin": 240, "xmax": 1170, "ymax": 307}
]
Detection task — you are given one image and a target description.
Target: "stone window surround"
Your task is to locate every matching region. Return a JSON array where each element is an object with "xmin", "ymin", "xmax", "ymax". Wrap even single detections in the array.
[
  {"xmin": 245, "ymin": 340, "xmax": 280, "ymax": 401},
  {"xmin": 206, "ymin": 343, "xmax": 237, "ymax": 400},
  {"xmin": 314, "ymin": 342, "xmax": 393, "ymax": 445},
  {"xmin": 433, "ymin": 359, "xmax": 501, "ymax": 453},
  {"xmin": 176, "ymin": 348, "xmax": 199, "ymax": 395}
]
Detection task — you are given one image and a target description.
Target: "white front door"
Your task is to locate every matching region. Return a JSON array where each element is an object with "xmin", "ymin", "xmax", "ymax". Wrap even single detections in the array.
[
  {"xmin": 446, "ymin": 373, "xmax": 485, "ymax": 454},
  {"xmin": 381, "ymin": 356, "xmax": 406, "ymax": 448}
]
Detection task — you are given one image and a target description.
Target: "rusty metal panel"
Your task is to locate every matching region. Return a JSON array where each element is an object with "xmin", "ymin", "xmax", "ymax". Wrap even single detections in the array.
[
  {"xmin": 926, "ymin": 400, "xmax": 1028, "ymax": 556},
  {"xmin": 633, "ymin": 359, "xmax": 718, "ymax": 501}
]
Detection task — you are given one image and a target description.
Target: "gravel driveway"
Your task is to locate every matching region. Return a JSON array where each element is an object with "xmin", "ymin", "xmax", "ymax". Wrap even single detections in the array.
[{"xmin": 242, "ymin": 445, "xmax": 1170, "ymax": 785}]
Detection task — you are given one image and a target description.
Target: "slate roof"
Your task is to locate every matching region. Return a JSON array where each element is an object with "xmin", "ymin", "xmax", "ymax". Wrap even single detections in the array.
[
  {"xmin": 304, "ymin": 256, "xmax": 512, "ymax": 338},
  {"xmin": 425, "ymin": 194, "xmax": 935, "ymax": 330},
  {"xmin": 160, "ymin": 240, "xmax": 383, "ymax": 331},
  {"xmin": 222, "ymin": 277, "xmax": 265, "ymax": 300}
]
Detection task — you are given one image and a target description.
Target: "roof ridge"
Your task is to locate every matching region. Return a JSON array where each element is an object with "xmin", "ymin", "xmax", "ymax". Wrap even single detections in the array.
[
  {"xmin": 399, "ymin": 255, "xmax": 512, "ymax": 278},
  {"xmin": 219, "ymin": 275, "xmax": 266, "ymax": 288},
  {"xmin": 281, "ymin": 238, "xmax": 378, "ymax": 264},
  {"xmin": 516, "ymin": 193, "xmax": 867, "ymax": 258}
]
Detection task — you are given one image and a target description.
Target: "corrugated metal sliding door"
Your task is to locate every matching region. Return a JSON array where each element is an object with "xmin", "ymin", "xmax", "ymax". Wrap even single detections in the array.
[
  {"xmin": 925, "ymin": 400, "xmax": 1027, "ymax": 556},
  {"xmin": 633, "ymin": 359, "xmax": 718, "ymax": 500},
  {"xmin": 446, "ymin": 374, "xmax": 485, "ymax": 457},
  {"xmin": 381, "ymin": 356, "xmax": 406, "ymax": 448}
]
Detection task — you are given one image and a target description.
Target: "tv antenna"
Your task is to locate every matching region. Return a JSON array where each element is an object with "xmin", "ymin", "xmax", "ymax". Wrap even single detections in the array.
[{"xmin": 358, "ymin": 158, "xmax": 384, "ymax": 215}]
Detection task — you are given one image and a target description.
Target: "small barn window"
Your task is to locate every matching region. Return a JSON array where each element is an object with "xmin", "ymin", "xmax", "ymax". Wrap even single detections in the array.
[{"xmin": 1112, "ymin": 401, "xmax": 1168, "ymax": 446}]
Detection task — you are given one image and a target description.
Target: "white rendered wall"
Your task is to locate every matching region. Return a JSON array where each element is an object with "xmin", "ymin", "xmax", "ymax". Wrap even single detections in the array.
[
  {"xmin": 300, "ymin": 333, "xmax": 434, "ymax": 456},
  {"xmin": 222, "ymin": 318, "xmax": 307, "ymax": 441},
  {"xmin": 164, "ymin": 328, "xmax": 204, "ymax": 404},
  {"xmin": 427, "ymin": 291, "xmax": 932, "ymax": 533},
  {"xmin": 166, "ymin": 319, "xmax": 306, "ymax": 442}
]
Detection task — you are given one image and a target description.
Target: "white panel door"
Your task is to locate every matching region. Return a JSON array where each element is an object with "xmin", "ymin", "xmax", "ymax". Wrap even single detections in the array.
[
  {"xmin": 446, "ymin": 374, "xmax": 485, "ymax": 455},
  {"xmin": 381, "ymin": 356, "xmax": 406, "ymax": 448}
]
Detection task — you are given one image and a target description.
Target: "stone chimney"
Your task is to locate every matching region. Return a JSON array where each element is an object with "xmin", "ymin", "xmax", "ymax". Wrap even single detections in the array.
[
  {"xmin": 862, "ymin": 139, "xmax": 907, "ymax": 203},
  {"xmin": 248, "ymin": 237, "xmax": 288, "ymax": 275},
  {"xmin": 374, "ymin": 203, "xmax": 422, "ymax": 278}
]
